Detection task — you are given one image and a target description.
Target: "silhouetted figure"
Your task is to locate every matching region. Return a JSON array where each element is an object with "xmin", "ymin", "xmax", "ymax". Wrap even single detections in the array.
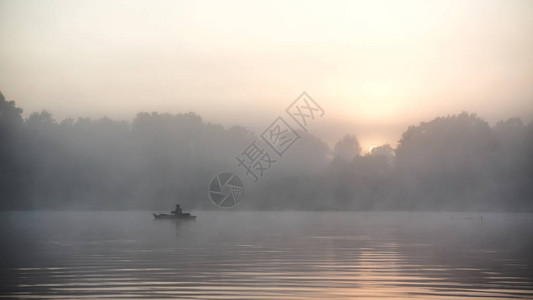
[{"xmin": 171, "ymin": 204, "xmax": 183, "ymax": 215}]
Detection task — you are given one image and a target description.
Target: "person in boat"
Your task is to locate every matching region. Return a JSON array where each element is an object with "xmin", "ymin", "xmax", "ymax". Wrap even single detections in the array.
[{"xmin": 171, "ymin": 204, "xmax": 183, "ymax": 215}]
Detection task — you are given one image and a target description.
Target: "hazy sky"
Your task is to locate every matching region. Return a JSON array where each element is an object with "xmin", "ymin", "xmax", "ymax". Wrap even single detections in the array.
[{"xmin": 1, "ymin": 0, "xmax": 532, "ymax": 151}]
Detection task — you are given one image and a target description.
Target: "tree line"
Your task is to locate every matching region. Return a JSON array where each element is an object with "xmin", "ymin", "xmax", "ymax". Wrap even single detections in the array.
[{"xmin": 1, "ymin": 91, "xmax": 532, "ymax": 211}]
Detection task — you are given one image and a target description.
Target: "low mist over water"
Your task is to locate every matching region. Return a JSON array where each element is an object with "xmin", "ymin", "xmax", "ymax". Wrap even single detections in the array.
[{"xmin": 1, "ymin": 211, "xmax": 532, "ymax": 299}]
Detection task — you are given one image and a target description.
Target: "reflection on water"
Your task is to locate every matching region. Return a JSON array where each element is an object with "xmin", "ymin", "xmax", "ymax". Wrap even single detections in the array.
[{"xmin": 0, "ymin": 211, "xmax": 532, "ymax": 299}]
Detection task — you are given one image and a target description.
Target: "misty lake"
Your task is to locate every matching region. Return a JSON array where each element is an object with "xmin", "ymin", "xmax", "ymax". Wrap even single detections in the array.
[{"xmin": 1, "ymin": 211, "xmax": 532, "ymax": 299}]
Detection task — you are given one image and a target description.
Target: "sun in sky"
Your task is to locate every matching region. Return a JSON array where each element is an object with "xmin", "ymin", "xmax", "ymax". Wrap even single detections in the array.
[{"xmin": 0, "ymin": 0, "xmax": 532, "ymax": 149}]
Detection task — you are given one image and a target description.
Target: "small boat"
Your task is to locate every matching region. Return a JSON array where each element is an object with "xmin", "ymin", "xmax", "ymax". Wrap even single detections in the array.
[{"xmin": 153, "ymin": 213, "xmax": 196, "ymax": 220}]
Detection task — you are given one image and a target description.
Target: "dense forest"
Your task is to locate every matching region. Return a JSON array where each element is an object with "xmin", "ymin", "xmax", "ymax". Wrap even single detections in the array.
[{"xmin": 1, "ymin": 91, "xmax": 532, "ymax": 211}]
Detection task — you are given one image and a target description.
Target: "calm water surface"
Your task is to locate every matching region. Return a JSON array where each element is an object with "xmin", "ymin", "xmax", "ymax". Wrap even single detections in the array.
[{"xmin": 0, "ymin": 211, "xmax": 532, "ymax": 299}]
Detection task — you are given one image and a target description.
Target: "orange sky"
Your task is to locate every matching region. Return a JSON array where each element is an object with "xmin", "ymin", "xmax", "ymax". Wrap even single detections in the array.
[{"xmin": 1, "ymin": 0, "xmax": 532, "ymax": 152}]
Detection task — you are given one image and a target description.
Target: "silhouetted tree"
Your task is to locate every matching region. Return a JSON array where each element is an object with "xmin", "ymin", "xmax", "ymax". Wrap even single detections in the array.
[
  {"xmin": 0, "ymin": 92, "xmax": 531, "ymax": 211},
  {"xmin": 395, "ymin": 112, "xmax": 499, "ymax": 209},
  {"xmin": 333, "ymin": 135, "xmax": 361, "ymax": 162},
  {"xmin": 0, "ymin": 92, "xmax": 27, "ymax": 208}
]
